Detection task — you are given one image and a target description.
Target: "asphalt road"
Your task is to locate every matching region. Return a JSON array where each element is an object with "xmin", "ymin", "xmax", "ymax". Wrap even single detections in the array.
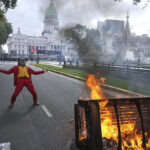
[
  {"xmin": 0, "ymin": 61, "xmax": 132, "ymax": 150},
  {"xmin": 0, "ymin": 61, "xmax": 90, "ymax": 150}
]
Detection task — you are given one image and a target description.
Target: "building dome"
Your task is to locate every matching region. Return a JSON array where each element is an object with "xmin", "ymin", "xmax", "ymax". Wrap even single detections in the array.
[
  {"xmin": 42, "ymin": 0, "xmax": 59, "ymax": 36},
  {"xmin": 45, "ymin": 1, "xmax": 58, "ymax": 20}
]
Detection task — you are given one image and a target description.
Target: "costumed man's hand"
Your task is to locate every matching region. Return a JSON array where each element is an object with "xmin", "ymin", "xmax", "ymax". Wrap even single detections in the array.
[{"xmin": 44, "ymin": 69, "xmax": 48, "ymax": 73}]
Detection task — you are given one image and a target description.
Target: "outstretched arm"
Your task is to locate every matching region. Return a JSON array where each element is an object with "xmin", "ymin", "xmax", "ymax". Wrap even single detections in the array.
[
  {"xmin": 0, "ymin": 67, "xmax": 14, "ymax": 74},
  {"xmin": 29, "ymin": 68, "xmax": 45, "ymax": 75}
]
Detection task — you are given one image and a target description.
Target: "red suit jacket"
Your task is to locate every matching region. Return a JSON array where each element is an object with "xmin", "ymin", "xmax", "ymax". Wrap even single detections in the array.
[{"xmin": 0, "ymin": 66, "xmax": 44, "ymax": 86}]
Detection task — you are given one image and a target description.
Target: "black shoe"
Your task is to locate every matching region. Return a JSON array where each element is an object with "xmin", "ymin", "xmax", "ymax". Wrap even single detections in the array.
[{"xmin": 9, "ymin": 103, "xmax": 14, "ymax": 108}]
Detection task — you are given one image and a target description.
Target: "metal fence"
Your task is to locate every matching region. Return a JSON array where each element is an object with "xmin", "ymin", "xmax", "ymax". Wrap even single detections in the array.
[{"xmin": 63, "ymin": 61, "xmax": 150, "ymax": 75}]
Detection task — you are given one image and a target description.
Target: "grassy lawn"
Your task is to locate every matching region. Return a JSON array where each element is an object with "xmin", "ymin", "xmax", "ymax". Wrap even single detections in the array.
[
  {"xmin": 101, "ymin": 76, "xmax": 150, "ymax": 95},
  {"xmin": 105, "ymin": 76, "xmax": 129, "ymax": 90},
  {"xmin": 35, "ymin": 64, "xmax": 86, "ymax": 78},
  {"xmin": 35, "ymin": 64, "xmax": 149, "ymax": 95}
]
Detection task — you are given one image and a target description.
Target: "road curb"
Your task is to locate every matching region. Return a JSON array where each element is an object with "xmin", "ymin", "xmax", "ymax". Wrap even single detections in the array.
[
  {"xmin": 32, "ymin": 64, "xmax": 85, "ymax": 81},
  {"xmin": 32, "ymin": 64, "xmax": 146, "ymax": 97}
]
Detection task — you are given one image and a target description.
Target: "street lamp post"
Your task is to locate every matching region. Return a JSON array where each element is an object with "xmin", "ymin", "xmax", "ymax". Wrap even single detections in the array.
[
  {"xmin": 59, "ymin": 41, "xmax": 63, "ymax": 65},
  {"xmin": 59, "ymin": 51, "xmax": 62, "ymax": 65},
  {"xmin": 36, "ymin": 51, "xmax": 39, "ymax": 64}
]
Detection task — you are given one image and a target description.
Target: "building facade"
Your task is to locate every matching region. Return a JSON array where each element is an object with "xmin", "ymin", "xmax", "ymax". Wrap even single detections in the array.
[
  {"xmin": 97, "ymin": 13, "xmax": 150, "ymax": 63},
  {"xmin": 7, "ymin": 0, "xmax": 78, "ymax": 61}
]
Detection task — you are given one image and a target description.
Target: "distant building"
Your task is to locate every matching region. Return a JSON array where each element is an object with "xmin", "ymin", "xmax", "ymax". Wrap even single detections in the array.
[
  {"xmin": 105, "ymin": 20, "xmax": 124, "ymax": 34},
  {"xmin": 7, "ymin": 0, "xmax": 78, "ymax": 61},
  {"xmin": 97, "ymin": 19, "xmax": 125, "ymax": 62},
  {"xmin": 123, "ymin": 12, "xmax": 131, "ymax": 46},
  {"xmin": 97, "ymin": 19, "xmax": 124, "ymax": 34},
  {"xmin": 97, "ymin": 13, "xmax": 150, "ymax": 63}
]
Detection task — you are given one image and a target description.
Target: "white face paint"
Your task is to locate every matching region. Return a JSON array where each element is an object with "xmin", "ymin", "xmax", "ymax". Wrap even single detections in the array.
[{"xmin": 19, "ymin": 59, "xmax": 25, "ymax": 66}]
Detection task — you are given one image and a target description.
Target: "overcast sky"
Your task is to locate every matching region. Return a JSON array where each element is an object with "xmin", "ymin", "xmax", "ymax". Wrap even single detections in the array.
[{"xmin": 5, "ymin": 0, "xmax": 150, "ymax": 36}]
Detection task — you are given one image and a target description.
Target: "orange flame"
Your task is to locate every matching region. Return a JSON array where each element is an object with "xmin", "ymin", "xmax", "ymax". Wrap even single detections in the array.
[
  {"xmin": 86, "ymin": 74, "xmax": 104, "ymax": 100},
  {"xmin": 85, "ymin": 73, "xmax": 150, "ymax": 149}
]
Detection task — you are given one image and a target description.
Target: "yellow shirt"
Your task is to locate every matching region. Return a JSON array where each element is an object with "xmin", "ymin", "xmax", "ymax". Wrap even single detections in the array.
[{"xmin": 18, "ymin": 66, "xmax": 30, "ymax": 78}]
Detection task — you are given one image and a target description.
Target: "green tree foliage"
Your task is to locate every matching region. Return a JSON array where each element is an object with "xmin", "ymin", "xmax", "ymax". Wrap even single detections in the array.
[
  {"xmin": 115, "ymin": 0, "xmax": 140, "ymax": 4},
  {"xmin": 0, "ymin": 0, "xmax": 17, "ymax": 11},
  {"xmin": 0, "ymin": 15, "xmax": 12, "ymax": 45},
  {"xmin": 0, "ymin": 9, "xmax": 3, "ymax": 18},
  {"xmin": 0, "ymin": 0, "xmax": 17, "ymax": 19},
  {"xmin": 115, "ymin": 0, "xmax": 150, "ymax": 5},
  {"xmin": 0, "ymin": 45, "xmax": 2, "ymax": 53},
  {"xmin": 63, "ymin": 24, "xmax": 102, "ymax": 61},
  {"xmin": 0, "ymin": 0, "xmax": 15, "ymax": 46}
]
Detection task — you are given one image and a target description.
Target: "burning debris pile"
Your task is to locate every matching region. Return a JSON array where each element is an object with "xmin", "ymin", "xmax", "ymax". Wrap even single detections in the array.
[
  {"xmin": 74, "ymin": 74, "xmax": 150, "ymax": 150},
  {"xmin": 103, "ymin": 138, "xmax": 117, "ymax": 150}
]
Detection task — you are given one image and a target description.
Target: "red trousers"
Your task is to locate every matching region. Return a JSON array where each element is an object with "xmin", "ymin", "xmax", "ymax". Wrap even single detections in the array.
[{"xmin": 11, "ymin": 78, "xmax": 37, "ymax": 104}]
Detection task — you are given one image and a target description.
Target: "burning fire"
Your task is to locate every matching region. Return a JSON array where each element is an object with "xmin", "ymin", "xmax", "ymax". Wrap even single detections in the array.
[{"xmin": 85, "ymin": 73, "xmax": 150, "ymax": 150}]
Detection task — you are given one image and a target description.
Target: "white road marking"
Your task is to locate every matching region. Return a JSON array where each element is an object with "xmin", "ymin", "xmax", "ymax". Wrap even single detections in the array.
[
  {"xmin": 0, "ymin": 142, "xmax": 11, "ymax": 150},
  {"xmin": 41, "ymin": 105, "xmax": 52, "ymax": 117}
]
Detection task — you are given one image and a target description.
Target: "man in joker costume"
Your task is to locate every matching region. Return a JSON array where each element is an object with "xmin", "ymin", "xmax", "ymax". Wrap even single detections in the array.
[{"xmin": 0, "ymin": 58, "xmax": 47, "ymax": 107}]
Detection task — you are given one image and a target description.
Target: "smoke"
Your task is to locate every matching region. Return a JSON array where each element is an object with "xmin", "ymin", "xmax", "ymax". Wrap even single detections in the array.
[
  {"xmin": 125, "ymin": 51, "xmax": 135, "ymax": 61},
  {"xmin": 38, "ymin": 0, "xmax": 147, "ymax": 64},
  {"xmin": 38, "ymin": 0, "xmax": 136, "ymax": 28}
]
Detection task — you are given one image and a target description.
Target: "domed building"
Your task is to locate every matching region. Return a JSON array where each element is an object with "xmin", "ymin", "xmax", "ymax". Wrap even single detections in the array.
[
  {"xmin": 7, "ymin": 0, "xmax": 78, "ymax": 61},
  {"xmin": 42, "ymin": 0, "xmax": 59, "ymax": 37}
]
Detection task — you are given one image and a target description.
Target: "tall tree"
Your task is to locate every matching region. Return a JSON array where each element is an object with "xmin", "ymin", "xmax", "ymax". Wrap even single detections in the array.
[
  {"xmin": 63, "ymin": 24, "xmax": 102, "ymax": 61},
  {"xmin": 115, "ymin": 0, "xmax": 150, "ymax": 6},
  {"xmin": 0, "ymin": 0, "xmax": 16, "ymax": 50},
  {"xmin": 0, "ymin": 14, "xmax": 12, "ymax": 46},
  {"xmin": 0, "ymin": 0, "xmax": 17, "ymax": 19},
  {"xmin": 115, "ymin": 0, "xmax": 140, "ymax": 4},
  {"xmin": 0, "ymin": 0, "xmax": 17, "ymax": 11}
]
